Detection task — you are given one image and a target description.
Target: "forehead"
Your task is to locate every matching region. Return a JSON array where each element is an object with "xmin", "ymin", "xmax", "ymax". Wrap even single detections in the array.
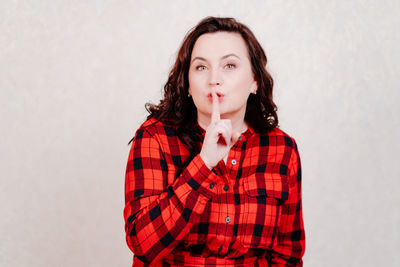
[{"xmin": 191, "ymin": 31, "xmax": 249, "ymax": 59}]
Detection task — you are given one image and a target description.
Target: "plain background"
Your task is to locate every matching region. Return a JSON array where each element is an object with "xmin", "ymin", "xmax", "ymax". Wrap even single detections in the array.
[{"xmin": 1, "ymin": 0, "xmax": 399, "ymax": 266}]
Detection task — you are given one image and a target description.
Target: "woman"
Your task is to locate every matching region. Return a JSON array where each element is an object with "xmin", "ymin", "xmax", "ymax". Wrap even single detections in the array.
[{"xmin": 124, "ymin": 16, "xmax": 305, "ymax": 266}]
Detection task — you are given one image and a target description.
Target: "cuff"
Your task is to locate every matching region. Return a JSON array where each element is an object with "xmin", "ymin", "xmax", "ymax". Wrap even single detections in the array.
[{"xmin": 181, "ymin": 154, "xmax": 219, "ymax": 199}]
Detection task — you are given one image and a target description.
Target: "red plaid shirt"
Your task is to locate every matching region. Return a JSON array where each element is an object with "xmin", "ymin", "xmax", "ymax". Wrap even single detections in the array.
[{"xmin": 124, "ymin": 118, "xmax": 305, "ymax": 266}]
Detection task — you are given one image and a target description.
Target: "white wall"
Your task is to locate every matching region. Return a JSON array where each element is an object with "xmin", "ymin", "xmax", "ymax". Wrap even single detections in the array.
[{"xmin": 1, "ymin": 1, "xmax": 399, "ymax": 266}]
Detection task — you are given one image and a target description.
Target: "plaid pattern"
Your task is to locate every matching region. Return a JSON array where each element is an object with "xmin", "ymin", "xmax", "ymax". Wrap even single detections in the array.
[{"xmin": 124, "ymin": 118, "xmax": 305, "ymax": 266}]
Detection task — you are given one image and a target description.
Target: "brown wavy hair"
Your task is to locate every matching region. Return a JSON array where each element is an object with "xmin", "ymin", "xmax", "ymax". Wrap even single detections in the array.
[{"xmin": 131, "ymin": 16, "xmax": 278, "ymax": 174}]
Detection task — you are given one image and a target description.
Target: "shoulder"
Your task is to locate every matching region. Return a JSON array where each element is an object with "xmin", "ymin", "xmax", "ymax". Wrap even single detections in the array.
[
  {"xmin": 264, "ymin": 127, "xmax": 302, "ymax": 182},
  {"xmin": 134, "ymin": 117, "xmax": 178, "ymax": 141},
  {"xmin": 260, "ymin": 126, "xmax": 299, "ymax": 152}
]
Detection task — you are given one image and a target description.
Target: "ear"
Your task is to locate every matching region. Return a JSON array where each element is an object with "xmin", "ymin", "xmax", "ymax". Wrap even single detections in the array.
[{"xmin": 250, "ymin": 79, "xmax": 258, "ymax": 94}]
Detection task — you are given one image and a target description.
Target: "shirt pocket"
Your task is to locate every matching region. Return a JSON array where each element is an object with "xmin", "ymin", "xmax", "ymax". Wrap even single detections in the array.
[{"xmin": 239, "ymin": 172, "xmax": 289, "ymax": 249}]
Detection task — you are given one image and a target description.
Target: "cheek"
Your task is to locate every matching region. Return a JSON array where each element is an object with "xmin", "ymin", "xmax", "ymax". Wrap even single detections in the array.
[
  {"xmin": 188, "ymin": 74, "xmax": 202, "ymax": 92},
  {"xmin": 228, "ymin": 76, "xmax": 252, "ymax": 96}
]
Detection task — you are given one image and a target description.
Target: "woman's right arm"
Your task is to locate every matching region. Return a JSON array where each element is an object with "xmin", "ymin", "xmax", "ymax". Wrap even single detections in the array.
[{"xmin": 123, "ymin": 128, "xmax": 218, "ymax": 265}]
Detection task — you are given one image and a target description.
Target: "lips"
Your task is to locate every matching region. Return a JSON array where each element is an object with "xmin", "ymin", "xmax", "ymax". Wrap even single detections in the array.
[
  {"xmin": 207, "ymin": 92, "xmax": 224, "ymax": 103},
  {"xmin": 207, "ymin": 92, "xmax": 224, "ymax": 97}
]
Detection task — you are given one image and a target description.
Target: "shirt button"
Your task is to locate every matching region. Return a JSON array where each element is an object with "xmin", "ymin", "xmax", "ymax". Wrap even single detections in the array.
[
  {"xmin": 225, "ymin": 216, "xmax": 231, "ymax": 223},
  {"xmin": 218, "ymin": 246, "xmax": 222, "ymax": 252},
  {"xmin": 231, "ymin": 159, "xmax": 237, "ymax": 165},
  {"xmin": 209, "ymin": 183, "xmax": 215, "ymax": 189},
  {"xmin": 238, "ymin": 136, "xmax": 242, "ymax": 141},
  {"xmin": 224, "ymin": 185, "xmax": 229, "ymax": 191}
]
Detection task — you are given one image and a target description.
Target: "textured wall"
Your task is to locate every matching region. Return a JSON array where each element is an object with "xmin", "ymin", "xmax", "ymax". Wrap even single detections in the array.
[{"xmin": 1, "ymin": 1, "xmax": 399, "ymax": 266}]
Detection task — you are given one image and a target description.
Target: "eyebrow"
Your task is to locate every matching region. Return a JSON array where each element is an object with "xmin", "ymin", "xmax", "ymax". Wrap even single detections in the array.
[{"xmin": 191, "ymin": 53, "xmax": 241, "ymax": 64}]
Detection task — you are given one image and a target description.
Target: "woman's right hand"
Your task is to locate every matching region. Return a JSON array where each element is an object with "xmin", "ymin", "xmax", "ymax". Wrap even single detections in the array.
[{"xmin": 199, "ymin": 89, "xmax": 240, "ymax": 169}]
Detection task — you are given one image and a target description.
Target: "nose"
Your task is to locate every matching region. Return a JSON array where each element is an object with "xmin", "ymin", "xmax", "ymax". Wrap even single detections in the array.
[{"xmin": 208, "ymin": 67, "xmax": 223, "ymax": 87}]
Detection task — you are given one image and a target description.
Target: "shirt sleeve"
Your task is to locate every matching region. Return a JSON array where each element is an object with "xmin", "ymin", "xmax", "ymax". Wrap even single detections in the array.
[
  {"xmin": 268, "ymin": 140, "xmax": 305, "ymax": 266},
  {"xmin": 123, "ymin": 128, "xmax": 219, "ymax": 265}
]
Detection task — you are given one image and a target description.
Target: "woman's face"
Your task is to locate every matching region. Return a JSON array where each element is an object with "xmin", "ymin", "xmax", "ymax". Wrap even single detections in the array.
[{"xmin": 188, "ymin": 31, "xmax": 257, "ymax": 120}]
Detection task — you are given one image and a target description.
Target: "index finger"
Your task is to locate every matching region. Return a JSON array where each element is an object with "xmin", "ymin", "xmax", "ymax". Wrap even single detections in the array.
[{"xmin": 211, "ymin": 88, "xmax": 220, "ymax": 123}]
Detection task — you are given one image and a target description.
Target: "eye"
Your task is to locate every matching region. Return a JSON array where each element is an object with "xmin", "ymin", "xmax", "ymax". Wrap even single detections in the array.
[
  {"xmin": 195, "ymin": 65, "xmax": 207, "ymax": 71},
  {"xmin": 225, "ymin": 63, "xmax": 236, "ymax": 69}
]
